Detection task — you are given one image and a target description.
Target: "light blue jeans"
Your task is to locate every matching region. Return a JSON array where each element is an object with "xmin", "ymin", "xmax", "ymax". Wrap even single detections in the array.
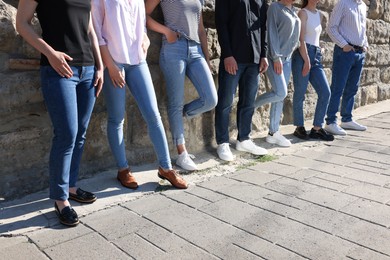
[
  {"xmin": 159, "ymin": 37, "xmax": 218, "ymax": 146},
  {"xmin": 41, "ymin": 65, "xmax": 96, "ymax": 201},
  {"xmin": 103, "ymin": 61, "xmax": 172, "ymax": 170},
  {"xmin": 292, "ymin": 44, "xmax": 330, "ymax": 127},
  {"xmin": 255, "ymin": 58, "xmax": 291, "ymax": 133},
  {"xmin": 326, "ymin": 45, "xmax": 366, "ymax": 124}
]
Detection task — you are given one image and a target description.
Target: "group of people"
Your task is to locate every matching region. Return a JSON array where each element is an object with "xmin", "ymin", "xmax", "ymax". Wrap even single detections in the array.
[{"xmin": 15, "ymin": 0, "xmax": 368, "ymax": 227}]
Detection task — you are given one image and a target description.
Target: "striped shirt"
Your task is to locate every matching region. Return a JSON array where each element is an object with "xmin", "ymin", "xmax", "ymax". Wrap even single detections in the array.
[
  {"xmin": 327, "ymin": 0, "xmax": 368, "ymax": 48},
  {"xmin": 160, "ymin": 0, "xmax": 203, "ymax": 43}
]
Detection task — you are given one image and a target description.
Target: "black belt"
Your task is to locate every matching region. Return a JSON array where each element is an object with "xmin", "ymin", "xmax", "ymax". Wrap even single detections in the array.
[{"xmin": 348, "ymin": 42, "xmax": 364, "ymax": 52}]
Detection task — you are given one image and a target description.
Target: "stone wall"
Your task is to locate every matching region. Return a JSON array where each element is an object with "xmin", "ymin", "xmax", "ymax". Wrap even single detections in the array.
[{"xmin": 1, "ymin": 0, "xmax": 389, "ymax": 200}]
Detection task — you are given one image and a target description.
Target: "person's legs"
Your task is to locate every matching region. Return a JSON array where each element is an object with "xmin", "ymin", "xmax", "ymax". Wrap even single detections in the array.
[
  {"xmin": 268, "ymin": 59, "xmax": 290, "ymax": 134},
  {"xmin": 41, "ymin": 66, "xmax": 79, "ymax": 203},
  {"xmin": 254, "ymin": 59, "xmax": 288, "ymax": 111},
  {"xmin": 326, "ymin": 46, "xmax": 355, "ymax": 125},
  {"xmin": 214, "ymin": 63, "xmax": 241, "ymax": 145},
  {"xmin": 340, "ymin": 52, "xmax": 365, "ymax": 123},
  {"xmin": 69, "ymin": 66, "xmax": 96, "ymax": 189},
  {"xmin": 292, "ymin": 50, "xmax": 310, "ymax": 127},
  {"xmin": 159, "ymin": 39, "xmax": 187, "ymax": 147},
  {"xmin": 102, "ymin": 65, "xmax": 129, "ymax": 170},
  {"xmin": 309, "ymin": 49, "xmax": 331, "ymax": 128},
  {"xmin": 125, "ymin": 62, "xmax": 172, "ymax": 170},
  {"xmin": 236, "ymin": 64, "xmax": 259, "ymax": 141},
  {"xmin": 184, "ymin": 42, "xmax": 217, "ymax": 118}
]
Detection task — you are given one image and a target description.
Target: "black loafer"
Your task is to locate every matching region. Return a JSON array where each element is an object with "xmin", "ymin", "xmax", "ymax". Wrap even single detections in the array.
[
  {"xmin": 54, "ymin": 203, "xmax": 79, "ymax": 227},
  {"xmin": 69, "ymin": 188, "xmax": 97, "ymax": 204},
  {"xmin": 293, "ymin": 126, "xmax": 309, "ymax": 140}
]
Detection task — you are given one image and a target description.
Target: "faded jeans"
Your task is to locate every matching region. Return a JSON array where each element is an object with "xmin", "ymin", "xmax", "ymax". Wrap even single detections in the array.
[
  {"xmin": 326, "ymin": 45, "xmax": 365, "ymax": 124},
  {"xmin": 41, "ymin": 65, "xmax": 96, "ymax": 201},
  {"xmin": 159, "ymin": 37, "xmax": 217, "ymax": 146},
  {"xmin": 103, "ymin": 61, "xmax": 172, "ymax": 170},
  {"xmin": 292, "ymin": 44, "xmax": 330, "ymax": 127},
  {"xmin": 255, "ymin": 58, "xmax": 291, "ymax": 133}
]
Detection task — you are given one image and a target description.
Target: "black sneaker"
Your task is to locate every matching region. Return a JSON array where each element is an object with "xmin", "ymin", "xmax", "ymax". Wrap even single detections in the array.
[
  {"xmin": 293, "ymin": 126, "xmax": 308, "ymax": 140},
  {"xmin": 309, "ymin": 128, "xmax": 334, "ymax": 141}
]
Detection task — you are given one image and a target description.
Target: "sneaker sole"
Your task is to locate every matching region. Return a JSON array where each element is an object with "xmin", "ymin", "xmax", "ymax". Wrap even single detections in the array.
[
  {"xmin": 176, "ymin": 162, "xmax": 198, "ymax": 171},
  {"xmin": 236, "ymin": 146, "xmax": 268, "ymax": 156}
]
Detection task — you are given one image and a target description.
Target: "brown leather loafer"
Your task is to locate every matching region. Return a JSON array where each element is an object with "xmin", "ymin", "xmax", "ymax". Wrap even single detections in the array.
[
  {"xmin": 117, "ymin": 168, "xmax": 138, "ymax": 189},
  {"xmin": 157, "ymin": 167, "xmax": 188, "ymax": 189}
]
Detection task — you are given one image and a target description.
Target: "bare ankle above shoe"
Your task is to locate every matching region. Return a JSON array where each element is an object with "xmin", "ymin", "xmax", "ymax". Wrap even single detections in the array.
[{"xmin": 55, "ymin": 200, "xmax": 70, "ymax": 211}]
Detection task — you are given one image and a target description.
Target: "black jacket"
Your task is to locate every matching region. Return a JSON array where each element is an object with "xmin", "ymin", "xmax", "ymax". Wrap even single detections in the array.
[{"xmin": 215, "ymin": 0, "xmax": 268, "ymax": 64}]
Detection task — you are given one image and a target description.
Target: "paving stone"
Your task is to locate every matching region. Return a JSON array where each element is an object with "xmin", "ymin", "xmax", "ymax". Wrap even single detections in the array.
[
  {"xmin": 311, "ymin": 164, "xmax": 361, "ymax": 177},
  {"xmin": 276, "ymin": 156, "xmax": 327, "ymax": 169},
  {"xmin": 287, "ymin": 168, "xmax": 321, "ymax": 181},
  {"xmin": 199, "ymin": 197, "xmax": 264, "ymax": 226},
  {"xmin": 304, "ymin": 175, "xmax": 351, "ymax": 191},
  {"xmin": 239, "ymin": 209, "xmax": 356, "ymax": 259},
  {"xmin": 122, "ymin": 193, "xmax": 174, "ymax": 215},
  {"xmin": 198, "ymin": 176, "xmax": 242, "ymax": 192},
  {"xmin": 217, "ymin": 181, "xmax": 275, "ymax": 203},
  {"xmin": 343, "ymin": 183, "xmax": 390, "ymax": 203},
  {"xmin": 185, "ymin": 186, "xmax": 227, "ymax": 203},
  {"xmin": 81, "ymin": 205, "xmax": 151, "ymax": 240},
  {"xmin": 164, "ymin": 190, "xmax": 213, "ymax": 209},
  {"xmin": 348, "ymin": 160, "xmax": 389, "ymax": 174},
  {"xmin": 127, "ymin": 224, "xmax": 218, "ymax": 259},
  {"xmin": 295, "ymin": 149, "xmax": 359, "ymax": 166},
  {"xmin": 232, "ymin": 232, "xmax": 306, "ymax": 260},
  {"xmin": 113, "ymin": 233, "xmax": 165, "ymax": 259},
  {"xmin": 2, "ymin": 239, "xmax": 48, "ymax": 260},
  {"xmin": 44, "ymin": 233, "xmax": 128, "ymax": 260},
  {"xmin": 247, "ymin": 161, "xmax": 300, "ymax": 176},
  {"xmin": 298, "ymin": 187, "xmax": 359, "ymax": 210},
  {"xmin": 230, "ymin": 170, "xmax": 282, "ymax": 186},
  {"xmin": 0, "ymin": 236, "xmax": 28, "ymax": 250},
  {"xmin": 288, "ymin": 203, "xmax": 362, "ymax": 234},
  {"xmin": 144, "ymin": 202, "xmax": 212, "ymax": 232},
  {"xmin": 264, "ymin": 177, "xmax": 318, "ymax": 197},
  {"xmin": 27, "ymin": 223, "xmax": 93, "ymax": 249},
  {"xmin": 347, "ymin": 246, "xmax": 390, "ymax": 260},
  {"xmin": 322, "ymin": 146, "xmax": 359, "ymax": 156},
  {"xmin": 334, "ymin": 219, "xmax": 390, "ymax": 256},
  {"xmin": 340, "ymin": 198, "xmax": 390, "ymax": 227},
  {"xmin": 348, "ymin": 150, "xmax": 390, "ymax": 165},
  {"xmin": 343, "ymin": 169, "xmax": 390, "ymax": 186}
]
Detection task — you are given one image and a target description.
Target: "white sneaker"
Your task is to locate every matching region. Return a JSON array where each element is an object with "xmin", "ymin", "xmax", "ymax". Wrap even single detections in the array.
[
  {"xmin": 236, "ymin": 140, "xmax": 268, "ymax": 155},
  {"xmin": 217, "ymin": 143, "xmax": 234, "ymax": 161},
  {"xmin": 324, "ymin": 123, "xmax": 347, "ymax": 135},
  {"xmin": 176, "ymin": 151, "xmax": 198, "ymax": 171},
  {"xmin": 266, "ymin": 131, "xmax": 291, "ymax": 147},
  {"xmin": 340, "ymin": 121, "xmax": 367, "ymax": 131}
]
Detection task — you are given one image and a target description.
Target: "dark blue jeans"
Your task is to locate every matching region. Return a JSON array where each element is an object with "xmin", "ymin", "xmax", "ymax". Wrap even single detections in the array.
[
  {"xmin": 41, "ymin": 66, "xmax": 96, "ymax": 201},
  {"xmin": 326, "ymin": 45, "xmax": 365, "ymax": 125},
  {"xmin": 292, "ymin": 44, "xmax": 330, "ymax": 127},
  {"xmin": 215, "ymin": 63, "xmax": 260, "ymax": 144}
]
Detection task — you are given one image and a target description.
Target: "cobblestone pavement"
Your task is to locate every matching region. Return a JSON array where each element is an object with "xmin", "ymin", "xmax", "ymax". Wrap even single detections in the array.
[{"xmin": 1, "ymin": 101, "xmax": 390, "ymax": 259}]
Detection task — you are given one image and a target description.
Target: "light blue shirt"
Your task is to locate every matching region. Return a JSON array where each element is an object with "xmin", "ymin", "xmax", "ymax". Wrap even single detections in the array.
[{"xmin": 267, "ymin": 2, "xmax": 300, "ymax": 62}]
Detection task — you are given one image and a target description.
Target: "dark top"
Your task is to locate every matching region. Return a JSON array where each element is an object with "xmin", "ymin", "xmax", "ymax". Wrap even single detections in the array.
[
  {"xmin": 215, "ymin": 0, "xmax": 268, "ymax": 64},
  {"xmin": 35, "ymin": 0, "xmax": 94, "ymax": 66}
]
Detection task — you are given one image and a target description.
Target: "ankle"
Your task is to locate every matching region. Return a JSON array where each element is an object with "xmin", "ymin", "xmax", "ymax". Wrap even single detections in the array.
[
  {"xmin": 69, "ymin": 187, "xmax": 77, "ymax": 194},
  {"xmin": 56, "ymin": 200, "xmax": 70, "ymax": 211}
]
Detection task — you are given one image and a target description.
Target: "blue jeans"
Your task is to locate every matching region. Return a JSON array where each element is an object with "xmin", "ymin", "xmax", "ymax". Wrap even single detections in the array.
[
  {"xmin": 159, "ymin": 38, "xmax": 218, "ymax": 146},
  {"xmin": 326, "ymin": 45, "xmax": 365, "ymax": 124},
  {"xmin": 103, "ymin": 61, "xmax": 172, "ymax": 170},
  {"xmin": 215, "ymin": 63, "xmax": 260, "ymax": 144},
  {"xmin": 255, "ymin": 58, "xmax": 291, "ymax": 133},
  {"xmin": 292, "ymin": 44, "xmax": 330, "ymax": 127},
  {"xmin": 41, "ymin": 66, "xmax": 96, "ymax": 201}
]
